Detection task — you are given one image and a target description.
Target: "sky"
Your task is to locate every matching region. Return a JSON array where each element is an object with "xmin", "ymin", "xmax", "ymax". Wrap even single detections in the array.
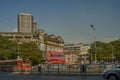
[{"xmin": 0, "ymin": 0, "xmax": 120, "ymax": 44}]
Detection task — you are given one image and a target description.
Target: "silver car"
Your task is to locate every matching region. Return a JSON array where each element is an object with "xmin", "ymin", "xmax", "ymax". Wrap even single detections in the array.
[{"xmin": 102, "ymin": 65, "xmax": 120, "ymax": 80}]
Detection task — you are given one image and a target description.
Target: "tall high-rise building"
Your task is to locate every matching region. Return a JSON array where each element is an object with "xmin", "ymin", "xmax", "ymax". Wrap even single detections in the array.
[
  {"xmin": 18, "ymin": 13, "xmax": 33, "ymax": 33},
  {"xmin": 33, "ymin": 22, "xmax": 37, "ymax": 33}
]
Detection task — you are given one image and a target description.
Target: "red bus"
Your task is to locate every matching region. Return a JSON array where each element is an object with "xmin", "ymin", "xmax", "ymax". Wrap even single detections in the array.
[{"xmin": 0, "ymin": 59, "xmax": 31, "ymax": 72}]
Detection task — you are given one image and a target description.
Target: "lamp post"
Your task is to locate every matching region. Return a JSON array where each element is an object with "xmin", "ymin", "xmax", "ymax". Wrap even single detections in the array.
[
  {"xmin": 17, "ymin": 40, "xmax": 20, "ymax": 59},
  {"xmin": 68, "ymin": 45, "xmax": 71, "ymax": 73},
  {"xmin": 90, "ymin": 25, "xmax": 97, "ymax": 64},
  {"xmin": 111, "ymin": 44, "xmax": 114, "ymax": 63}
]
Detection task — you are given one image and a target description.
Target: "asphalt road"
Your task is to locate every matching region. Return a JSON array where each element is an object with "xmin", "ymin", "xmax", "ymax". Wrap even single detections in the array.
[{"xmin": 0, "ymin": 72, "xmax": 104, "ymax": 80}]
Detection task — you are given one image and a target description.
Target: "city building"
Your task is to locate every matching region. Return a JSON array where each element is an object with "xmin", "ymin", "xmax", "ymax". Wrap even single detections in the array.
[
  {"xmin": 18, "ymin": 13, "xmax": 35, "ymax": 33},
  {"xmin": 35, "ymin": 29, "xmax": 65, "ymax": 64},
  {"xmin": 64, "ymin": 43, "xmax": 90, "ymax": 65},
  {"xmin": 0, "ymin": 13, "xmax": 65, "ymax": 64},
  {"xmin": 44, "ymin": 33, "xmax": 65, "ymax": 64},
  {"xmin": 33, "ymin": 22, "xmax": 37, "ymax": 33},
  {"xmin": 0, "ymin": 29, "xmax": 65, "ymax": 64},
  {"xmin": 64, "ymin": 43, "xmax": 81, "ymax": 65},
  {"xmin": 79, "ymin": 44, "xmax": 90, "ymax": 64}
]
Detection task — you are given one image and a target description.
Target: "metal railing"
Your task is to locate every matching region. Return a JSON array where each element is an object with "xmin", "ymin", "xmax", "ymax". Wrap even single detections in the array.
[{"xmin": 31, "ymin": 63, "xmax": 119, "ymax": 75}]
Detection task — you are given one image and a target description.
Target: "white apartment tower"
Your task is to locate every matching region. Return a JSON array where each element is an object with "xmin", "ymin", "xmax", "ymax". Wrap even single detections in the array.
[{"xmin": 18, "ymin": 13, "xmax": 36, "ymax": 33}]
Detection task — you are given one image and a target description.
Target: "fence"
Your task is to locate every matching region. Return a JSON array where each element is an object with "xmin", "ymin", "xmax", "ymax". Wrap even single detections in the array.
[
  {"xmin": 1, "ymin": 62, "xmax": 118, "ymax": 75},
  {"xmin": 32, "ymin": 63, "xmax": 119, "ymax": 75}
]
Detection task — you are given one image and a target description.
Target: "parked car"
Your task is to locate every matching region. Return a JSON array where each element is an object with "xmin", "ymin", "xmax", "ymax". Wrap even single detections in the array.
[{"xmin": 102, "ymin": 65, "xmax": 120, "ymax": 80}]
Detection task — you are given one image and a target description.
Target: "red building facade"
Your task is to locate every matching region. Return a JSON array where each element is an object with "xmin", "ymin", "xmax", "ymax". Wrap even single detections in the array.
[{"xmin": 46, "ymin": 51, "xmax": 65, "ymax": 64}]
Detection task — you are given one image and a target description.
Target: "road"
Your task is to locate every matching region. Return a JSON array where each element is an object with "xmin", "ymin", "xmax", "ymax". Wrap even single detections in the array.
[{"xmin": 0, "ymin": 72, "xmax": 104, "ymax": 80}]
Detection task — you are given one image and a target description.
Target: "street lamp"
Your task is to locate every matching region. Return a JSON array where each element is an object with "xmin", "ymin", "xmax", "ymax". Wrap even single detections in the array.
[{"xmin": 90, "ymin": 25, "xmax": 97, "ymax": 64}]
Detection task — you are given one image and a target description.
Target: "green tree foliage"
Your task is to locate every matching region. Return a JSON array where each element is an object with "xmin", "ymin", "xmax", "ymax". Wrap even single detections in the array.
[
  {"xmin": 110, "ymin": 39, "xmax": 120, "ymax": 59},
  {"xmin": 0, "ymin": 35, "xmax": 16, "ymax": 60},
  {"xmin": 19, "ymin": 42, "xmax": 42, "ymax": 65},
  {"xmin": 89, "ymin": 39, "xmax": 120, "ymax": 63},
  {"xmin": 0, "ymin": 35, "xmax": 43, "ymax": 65}
]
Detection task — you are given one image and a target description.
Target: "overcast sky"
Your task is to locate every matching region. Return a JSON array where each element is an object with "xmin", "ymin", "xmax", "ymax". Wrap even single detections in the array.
[{"xmin": 0, "ymin": 0, "xmax": 120, "ymax": 44}]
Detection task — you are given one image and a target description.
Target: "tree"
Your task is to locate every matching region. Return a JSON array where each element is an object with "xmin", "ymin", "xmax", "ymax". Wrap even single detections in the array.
[
  {"xmin": 17, "ymin": 42, "xmax": 43, "ymax": 65},
  {"xmin": 88, "ymin": 39, "xmax": 120, "ymax": 63},
  {"xmin": 0, "ymin": 36, "xmax": 17, "ymax": 60},
  {"xmin": 0, "ymin": 36, "xmax": 44, "ymax": 65}
]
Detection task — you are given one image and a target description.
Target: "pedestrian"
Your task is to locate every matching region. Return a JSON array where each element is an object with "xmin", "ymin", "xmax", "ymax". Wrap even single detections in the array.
[{"xmin": 38, "ymin": 65, "xmax": 41, "ymax": 74}]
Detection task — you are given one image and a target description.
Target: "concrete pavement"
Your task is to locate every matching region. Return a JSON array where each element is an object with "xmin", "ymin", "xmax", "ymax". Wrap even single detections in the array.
[{"xmin": 0, "ymin": 72, "xmax": 104, "ymax": 80}]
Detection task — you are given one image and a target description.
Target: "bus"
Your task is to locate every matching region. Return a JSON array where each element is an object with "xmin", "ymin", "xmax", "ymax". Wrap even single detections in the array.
[{"xmin": 0, "ymin": 59, "xmax": 31, "ymax": 72}]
